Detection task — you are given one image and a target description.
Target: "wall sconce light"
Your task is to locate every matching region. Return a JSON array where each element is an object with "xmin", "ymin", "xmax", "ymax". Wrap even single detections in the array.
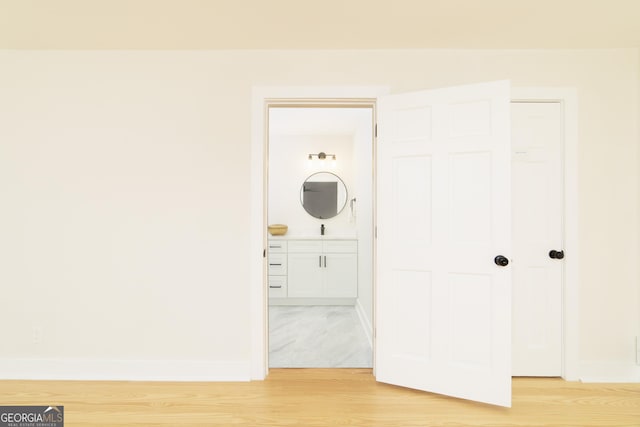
[{"xmin": 308, "ymin": 152, "xmax": 337, "ymax": 169}]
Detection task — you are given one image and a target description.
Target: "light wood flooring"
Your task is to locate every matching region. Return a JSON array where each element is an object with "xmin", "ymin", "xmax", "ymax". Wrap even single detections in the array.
[{"xmin": 1, "ymin": 369, "xmax": 639, "ymax": 426}]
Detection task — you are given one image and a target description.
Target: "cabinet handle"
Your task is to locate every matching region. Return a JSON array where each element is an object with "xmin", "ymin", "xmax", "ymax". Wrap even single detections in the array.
[
  {"xmin": 269, "ymin": 285, "xmax": 282, "ymax": 289},
  {"xmin": 269, "ymin": 263, "xmax": 282, "ymax": 266},
  {"xmin": 319, "ymin": 255, "xmax": 322, "ymax": 267},
  {"xmin": 324, "ymin": 256, "xmax": 327, "ymax": 267}
]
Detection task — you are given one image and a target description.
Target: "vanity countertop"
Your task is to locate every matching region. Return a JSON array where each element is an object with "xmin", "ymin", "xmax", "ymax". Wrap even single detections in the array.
[{"xmin": 268, "ymin": 235, "xmax": 357, "ymax": 240}]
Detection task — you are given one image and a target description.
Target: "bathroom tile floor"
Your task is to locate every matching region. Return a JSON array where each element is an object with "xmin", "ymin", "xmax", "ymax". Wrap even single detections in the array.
[{"xmin": 268, "ymin": 305, "xmax": 373, "ymax": 368}]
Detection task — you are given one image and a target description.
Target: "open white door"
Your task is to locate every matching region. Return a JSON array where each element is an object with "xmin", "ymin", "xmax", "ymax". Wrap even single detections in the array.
[{"xmin": 376, "ymin": 81, "xmax": 512, "ymax": 407}]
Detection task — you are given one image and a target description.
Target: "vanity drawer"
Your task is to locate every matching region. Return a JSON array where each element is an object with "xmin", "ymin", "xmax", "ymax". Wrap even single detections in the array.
[
  {"xmin": 268, "ymin": 253, "xmax": 287, "ymax": 275},
  {"xmin": 268, "ymin": 240, "xmax": 287, "ymax": 253},
  {"xmin": 268, "ymin": 275, "xmax": 287, "ymax": 298},
  {"xmin": 288, "ymin": 240, "xmax": 323, "ymax": 253},
  {"xmin": 323, "ymin": 240, "xmax": 357, "ymax": 253}
]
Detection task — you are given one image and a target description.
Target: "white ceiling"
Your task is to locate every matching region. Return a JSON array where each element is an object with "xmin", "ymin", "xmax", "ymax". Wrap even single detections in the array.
[{"xmin": 1, "ymin": 0, "xmax": 639, "ymax": 49}]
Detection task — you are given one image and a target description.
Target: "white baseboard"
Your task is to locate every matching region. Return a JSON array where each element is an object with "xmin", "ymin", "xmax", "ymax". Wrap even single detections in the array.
[
  {"xmin": 355, "ymin": 299, "xmax": 373, "ymax": 348},
  {"xmin": 269, "ymin": 298, "xmax": 356, "ymax": 306},
  {"xmin": 0, "ymin": 358, "xmax": 251, "ymax": 382},
  {"xmin": 578, "ymin": 361, "xmax": 640, "ymax": 383}
]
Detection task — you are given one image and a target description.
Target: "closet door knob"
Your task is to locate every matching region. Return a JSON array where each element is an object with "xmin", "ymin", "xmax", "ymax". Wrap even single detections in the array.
[{"xmin": 494, "ymin": 255, "xmax": 509, "ymax": 267}]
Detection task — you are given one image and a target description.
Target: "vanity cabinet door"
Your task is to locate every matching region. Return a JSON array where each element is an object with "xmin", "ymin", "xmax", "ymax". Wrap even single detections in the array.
[
  {"xmin": 285, "ymin": 240, "xmax": 358, "ymax": 300},
  {"xmin": 323, "ymin": 253, "xmax": 358, "ymax": 297},
  {"xmin": 287, "ymin": 253, "xmax": 323, "ymax": 297}
]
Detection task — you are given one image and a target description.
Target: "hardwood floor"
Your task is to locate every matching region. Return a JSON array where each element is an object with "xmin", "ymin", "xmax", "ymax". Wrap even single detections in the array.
[{"xmin": 1, "ymin": 369, "xmax": 639, "ymax": 426}]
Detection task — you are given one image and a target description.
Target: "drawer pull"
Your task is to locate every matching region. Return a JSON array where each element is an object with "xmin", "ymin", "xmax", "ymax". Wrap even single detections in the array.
[
  {"xmin": 269, "ymin": 285, "xmax": 282, "ymax": 289},
  {"xmin": 269, "ymin": 263, "xmax": 282, "ymax": 266}
]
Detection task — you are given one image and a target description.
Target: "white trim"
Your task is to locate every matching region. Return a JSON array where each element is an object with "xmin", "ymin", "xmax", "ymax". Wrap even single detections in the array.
[
  {"xmin": 512, "ymin": 87, "xmax": 579, "ymax": 381},
  {"xmin": 250, "ymin": 88, "xmax": 267, "ymax": 380},
  {"xmin": 0, "ymin": 359, "xmax": 250, "ymax": 382},
  {"xmin": 355, "ymin": 298, "xmax": 374, "ymax": 348},
  {"xmin": 269, "ymin": 298, "xmax": 357, "ymax": 306},
  {"xmin": 578, "ymin": 361, "xmax": 640, "ymax": 383},
  {"xmin": 250, "ymin": 86, "xmax": 390, "ymax": 380},
  {"xmin": 251, "ymin": 85, "xmax": 579, "ymax": 382}
]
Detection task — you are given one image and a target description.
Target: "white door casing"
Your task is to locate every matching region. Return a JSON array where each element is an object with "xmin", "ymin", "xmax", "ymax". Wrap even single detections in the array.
[
  {"xmin": 376, "ymin": 81, "xmax": 513, "ymax": 407},
  {"xmin": 511, "ymin": 101, "xmax": 564, "ymax": 376}
]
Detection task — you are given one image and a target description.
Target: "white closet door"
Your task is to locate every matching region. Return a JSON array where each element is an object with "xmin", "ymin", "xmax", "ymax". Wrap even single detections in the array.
[{"xmin": 511, "ymin": 101, "xmax": 563, "ymax": 376}]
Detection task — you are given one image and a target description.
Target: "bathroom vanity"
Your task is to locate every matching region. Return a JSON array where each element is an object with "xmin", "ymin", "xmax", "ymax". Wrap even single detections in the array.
[
  {"xmin": 268, "ymin": 237, "xmax": 358, "ymax": 305},
  {"xmin": 268, "ymin": 170, "xmax": 359, "ymax": 305}
]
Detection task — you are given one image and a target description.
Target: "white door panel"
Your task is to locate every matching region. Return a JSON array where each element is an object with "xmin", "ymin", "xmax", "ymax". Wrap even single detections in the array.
[
  {"xmin": 392, "ymin": 156, "xmax": 433, "ymax": 269},
  {"xmin": 376, "ymin": 81, "xmax": 512, "ymax": 407},
  {"xmin": 511, "ymin": 102, "xmax": 563, "ymax": 376}
]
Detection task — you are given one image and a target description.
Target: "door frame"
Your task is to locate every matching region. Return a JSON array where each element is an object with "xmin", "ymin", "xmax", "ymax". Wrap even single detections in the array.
[
  {"xmin": 511, "ymin": 88, "xmax": 579, "ymax": 380},
  {"xmin": 250, "ymin": 85, "xmax": 579, "ymax": 382},
  {"xmin": 510, "ymin": 98, "xmax": 567, "ymax": 376}
]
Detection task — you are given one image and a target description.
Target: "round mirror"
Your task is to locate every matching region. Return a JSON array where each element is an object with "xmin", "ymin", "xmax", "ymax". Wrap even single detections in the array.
[{"xmin": 300, "ymin": 172, "xmax": 348, "ymax": 219}]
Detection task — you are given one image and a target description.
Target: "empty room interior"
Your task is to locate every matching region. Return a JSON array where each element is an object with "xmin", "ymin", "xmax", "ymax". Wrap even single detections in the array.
[{"xmin": 1, "ymin": 0, "xmax": 639, "ymax": 425}]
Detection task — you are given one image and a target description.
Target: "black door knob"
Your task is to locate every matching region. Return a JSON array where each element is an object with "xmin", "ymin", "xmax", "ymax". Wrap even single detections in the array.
[
  {"xmin": 549, "ymin": 250, "xmax": 565, "ymax": 259},
  {"xmin": 494, "ymin": 255, "xmax": 509, "ymax": 267}
]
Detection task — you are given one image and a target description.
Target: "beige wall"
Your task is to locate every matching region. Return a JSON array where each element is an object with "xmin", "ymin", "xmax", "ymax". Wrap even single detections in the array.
[{"xmin": 0, "ymin": 48, "xmax": 638, "ymax": 380}]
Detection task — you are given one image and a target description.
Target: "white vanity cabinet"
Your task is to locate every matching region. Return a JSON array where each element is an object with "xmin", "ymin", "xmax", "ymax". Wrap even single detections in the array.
[
  {"xmin": 287, "ymin": 239, "xmax": 358, "ymax": 299},
  {"xmin": 267, "ymin": 240, "xmax": 287, "ymax": 298}
]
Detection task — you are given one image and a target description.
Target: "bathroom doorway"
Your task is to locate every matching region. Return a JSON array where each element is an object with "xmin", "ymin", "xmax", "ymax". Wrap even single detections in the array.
[{"xmin": 266, "ymin": 104, "xmax": 375, "ymax": 368}]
